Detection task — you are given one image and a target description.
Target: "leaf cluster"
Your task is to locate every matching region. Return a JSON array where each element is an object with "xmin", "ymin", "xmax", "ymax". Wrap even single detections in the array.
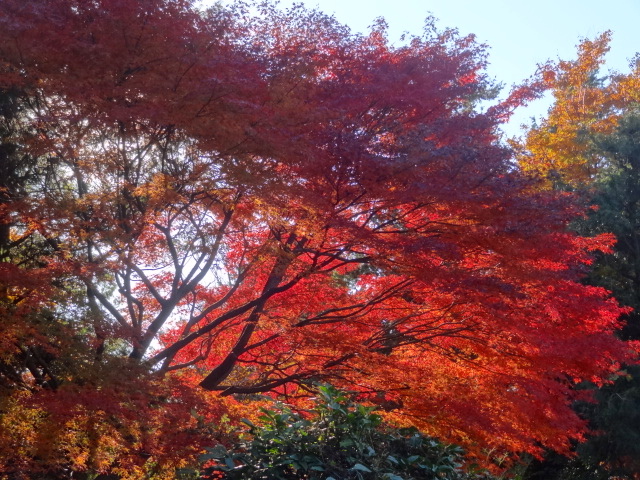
[
  {"xmin": 517, "ymin": 79, "xmax": 640, "ymax": 480},
  {"xmin": 199, "ymin": 385, "xmax": 494, "ymax": 480}
]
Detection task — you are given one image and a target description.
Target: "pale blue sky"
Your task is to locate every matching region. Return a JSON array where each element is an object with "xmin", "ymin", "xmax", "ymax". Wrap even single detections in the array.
[{"xmin": 214, "ymin": 0, "xmax": 640, "ymax": 136}]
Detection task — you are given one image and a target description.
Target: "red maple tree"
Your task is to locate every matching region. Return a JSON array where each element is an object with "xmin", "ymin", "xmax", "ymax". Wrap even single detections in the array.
[{"xmin": 0, "ymin": 0, "xmax": 634, "ymax": 475}]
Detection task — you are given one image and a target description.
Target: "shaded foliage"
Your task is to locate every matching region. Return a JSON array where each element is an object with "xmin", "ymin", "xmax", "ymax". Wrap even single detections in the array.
[{"xmin": 199, "ymin": 385, "xmax": 496, "ymax": 480}]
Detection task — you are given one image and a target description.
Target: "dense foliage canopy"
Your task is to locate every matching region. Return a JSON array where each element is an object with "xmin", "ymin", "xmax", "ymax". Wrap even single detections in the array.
[
  {"xmin": 0, "ymin": 0, "xmax": 635, "ymax": 477},
  {"xmin": 516, "ymin": 36, "xmax": 640, "ymax": 479},
  {"xmin": 517, "ymin": 32, "xmax": 640, "ymax": 188}
]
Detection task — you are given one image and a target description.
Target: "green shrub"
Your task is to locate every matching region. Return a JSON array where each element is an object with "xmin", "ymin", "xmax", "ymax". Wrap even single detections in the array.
[{"xmin": 199, "ymin": 385, "xmax": 495, "ymax": 480}]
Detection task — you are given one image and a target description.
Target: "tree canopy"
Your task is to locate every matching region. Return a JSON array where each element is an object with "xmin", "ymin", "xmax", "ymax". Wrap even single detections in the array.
[
  {"xmin": 515, "ymin": 35, "xmax": 640, "ymax": 479},
  {"xmin": 517, "ymin": 32, "xmax": 640, "ymax": 188},
  {"xmin": 0, "ymin": 0, "xmax": 635, "ymax": 477}
]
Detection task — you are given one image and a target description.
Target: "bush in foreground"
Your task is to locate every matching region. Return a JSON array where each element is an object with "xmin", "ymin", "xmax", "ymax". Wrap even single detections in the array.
[{"xmin": 198, "ymin": 386, "xmax": 497, "ymax": 480}]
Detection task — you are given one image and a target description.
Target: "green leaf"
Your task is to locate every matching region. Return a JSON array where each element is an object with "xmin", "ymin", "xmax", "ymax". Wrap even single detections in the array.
[
  {"xmin": 436, "ymin": 464, "xmax": 455, "ymax": 472},
  {"xmin": 240, "ymin": 418, "xmax": 256, "ymax": 428},
  {"xmin": 351, "ymin": 463, "xmax": 372, "ymax": 472},
  {"xmin": 205, "ymin": 445, "xmax": 228, "ymax": 458}
]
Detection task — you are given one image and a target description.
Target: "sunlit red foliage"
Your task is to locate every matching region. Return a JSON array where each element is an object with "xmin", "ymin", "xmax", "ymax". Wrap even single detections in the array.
[{"xmin": 0, "ymin": 0, "xmax": 635, "ymax": 476}]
